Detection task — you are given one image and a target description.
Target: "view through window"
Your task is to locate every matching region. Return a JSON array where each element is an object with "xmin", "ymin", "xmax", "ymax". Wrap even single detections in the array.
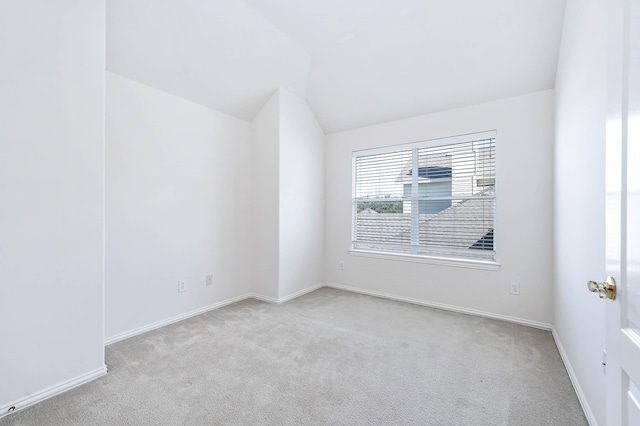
[{"xmin": 352, "ymin": 131, "xmax": 496, "ymax": 261}]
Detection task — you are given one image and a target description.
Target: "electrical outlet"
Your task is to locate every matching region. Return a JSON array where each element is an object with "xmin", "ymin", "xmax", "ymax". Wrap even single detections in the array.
[
  {"xmin": 339, "ymin": 261, "xmax": 345, "ymax": 270},
  {"xmin": 206, "ymin": 275, "xmax": 213, "ymax": 286},
  {"xmin": 178, "ymin": 280, "xmax": 187, "ymax": 293},
  {"xmin": 509, "ymin": 281, "xmax": 520, "ymax": 295}
]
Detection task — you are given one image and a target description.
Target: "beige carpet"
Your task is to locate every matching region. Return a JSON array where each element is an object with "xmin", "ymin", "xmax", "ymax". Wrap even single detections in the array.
[{"xmin": 1, "ymin": 287, "xmax": 587, "ymax": 425}]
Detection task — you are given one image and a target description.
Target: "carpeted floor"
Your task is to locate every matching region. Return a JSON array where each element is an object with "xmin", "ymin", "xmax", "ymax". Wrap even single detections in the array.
[{"xmin": 1, "ymin": 288, "xmax": 587, "ymax": 425}]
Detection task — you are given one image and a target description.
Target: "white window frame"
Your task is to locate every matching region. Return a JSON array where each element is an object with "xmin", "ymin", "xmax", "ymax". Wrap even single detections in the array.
[{"xmin": 350, "ymin": 130, "xmax": 499, "ymax": 270}]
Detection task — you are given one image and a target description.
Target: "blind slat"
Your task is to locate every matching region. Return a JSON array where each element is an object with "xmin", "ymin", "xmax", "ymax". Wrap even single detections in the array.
[{"xmin": 353, "ymin": 133, "xmax": 496, "ymax": 261}]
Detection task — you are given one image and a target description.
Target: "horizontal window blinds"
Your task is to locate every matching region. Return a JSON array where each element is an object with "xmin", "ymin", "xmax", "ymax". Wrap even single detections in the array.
[{"xmin": 353, "ymin": 132, "xmax": 496, "ymax": 261}]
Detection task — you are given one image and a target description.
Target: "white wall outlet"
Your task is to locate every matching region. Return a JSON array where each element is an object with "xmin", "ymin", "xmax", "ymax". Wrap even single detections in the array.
[
  {"xmin": 178, "ymin": 280, "xmax": 187, "ymax": 293},
  {"xmin": 339, "ymin": 261, "xmax": 345, "ymax": 270},
  {"xmin": 509, "ymin": 281, "xmax": 520, "ymax": 295},
  {"xmin": 206, "ymin": 275, "xmax": 213, "ymax": 286}
]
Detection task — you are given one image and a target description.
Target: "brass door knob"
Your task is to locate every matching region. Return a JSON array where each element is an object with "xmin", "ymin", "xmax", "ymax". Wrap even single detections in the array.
[{"xmin": 587, "ymin": 276, "xmax": 616, "ymax": 300}]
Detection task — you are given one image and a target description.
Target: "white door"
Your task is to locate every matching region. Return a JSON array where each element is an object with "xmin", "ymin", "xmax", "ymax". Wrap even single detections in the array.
[{"xmin": 602, "ymin": 1, "xmax": 640, "ymax": 425}]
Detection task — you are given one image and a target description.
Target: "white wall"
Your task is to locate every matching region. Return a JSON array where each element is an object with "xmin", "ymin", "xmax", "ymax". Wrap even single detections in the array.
[
  {"xmin": 325, "ymin": 90, "xmax": 555, "ymax": 325},
  {"xmin": 106, "ymin": 79, "xmax": 324, "ymax": 337},
  {"xmin": 250, "ymin": 88, "xmax": 325, "ymax": 300},
  {"xmin": 553, "ymin": 0, "xmax": 608, "ymax": 424},
  {"xmin": 250, "ymin": 91, "xmax": 281, "ymax": 299},
  {"xmin": 278, "ymin": 89, "xmax": 325, "ymax": 298},
  {"xmin": 0, "ymin": 1, "xmax": 106, "ymax": 411},
  {"xmin": 105, "ymin": 73, "xmax": 252, "ymax": 340}
]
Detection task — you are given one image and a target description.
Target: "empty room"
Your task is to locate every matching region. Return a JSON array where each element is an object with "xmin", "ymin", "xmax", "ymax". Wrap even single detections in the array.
[{"xmin": 1, "ymin": 0, "xmax": 639, "ymax": 425}]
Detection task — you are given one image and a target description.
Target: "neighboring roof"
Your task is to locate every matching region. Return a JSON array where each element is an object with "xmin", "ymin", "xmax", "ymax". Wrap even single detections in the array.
[
  {"xmin": 356, "ymin": 187, "xmax": 495, "ymax": 256},
  {"xmin": 419, "ymin": 187, "xmax": 495, "ymax": 250}
]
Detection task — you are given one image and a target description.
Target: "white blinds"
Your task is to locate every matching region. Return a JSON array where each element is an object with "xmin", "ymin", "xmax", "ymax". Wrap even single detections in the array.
[{"xmin": 352, "ymin": 132, "xmax": 496, "ymax": 261}]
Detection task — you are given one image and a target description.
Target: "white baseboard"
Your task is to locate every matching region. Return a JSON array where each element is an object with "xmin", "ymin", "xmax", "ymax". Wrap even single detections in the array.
[
  {"xmin": 0, "ymin": 365, "xmax": 107, "ymax": 419},
  {"xmin": 250, "ymin": 292, "xmax": 279, "ymax": 304},
  {"xmin": 106, "ymin": 284, "xmax": 325, "ymax": 345},
  {"xmin": 278, "ymin": 283, "xmax": 324, "ymax": 303},
  {"xmin": 105, "ymin": 293, "xmax": 253, "ymax": 345},
  {"xmin": 252, "ymin": 283, "xmax": 324, "ymax": 305},
  {"xmin": 324, "ymin": 282, "xmax": 553, "ymax": 330},
  {"xmin": 551, "ymin": 327, "xmax": 598, "ymax": 426}
]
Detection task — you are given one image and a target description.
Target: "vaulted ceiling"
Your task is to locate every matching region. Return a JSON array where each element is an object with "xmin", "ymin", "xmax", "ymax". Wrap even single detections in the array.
[{"xmin": 107, "ymin": 0, "xmax": 566, "ymax": 133}]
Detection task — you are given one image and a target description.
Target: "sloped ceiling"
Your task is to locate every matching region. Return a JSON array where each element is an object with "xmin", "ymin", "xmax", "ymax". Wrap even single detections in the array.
[
  {"xmin": 107, "ymin": 0, "xmax": 310, "ymax": 121},
  {"xmin": 107, "ymin": 0, "xmax": 566, "ymax": 133}
]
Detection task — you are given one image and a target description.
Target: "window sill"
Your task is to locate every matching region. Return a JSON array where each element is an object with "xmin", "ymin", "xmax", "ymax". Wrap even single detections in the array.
[{"xmin": 348, "ymin": 249, "xmax": 501, "ymax": 271}]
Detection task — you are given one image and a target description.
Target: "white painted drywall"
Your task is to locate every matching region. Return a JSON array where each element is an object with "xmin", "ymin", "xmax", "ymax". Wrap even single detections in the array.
[
  {"xmin": 278, "ymin": 89, "xmax": 325, "ymax": 298},
  {"xmin": 105, "ymin": 73, "xmax": 252, "ymax": 340},
  {"xmin": 250, "ymin": 91, "xmax": 281, "ymax": 300},
  {"xmin": 324, "ymin": 90, "xmax": 555, "ymax": 325},
  {"xmin": 553, "ymin": 0, "xmax": 607, "ymax": 423},
  {"xmin": 0, "ymin": 0, "xmax": 105, "ymax": 408}
]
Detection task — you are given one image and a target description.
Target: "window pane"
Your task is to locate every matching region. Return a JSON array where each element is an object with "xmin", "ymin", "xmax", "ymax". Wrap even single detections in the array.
[
  {"xmin": 418, "ymin": 138, "xmax": 494, "ymax": 198},
  {"xmin": 418, "ymin": 196, "xmax": 495, "ymax": 260},
  {"xmin": 352, "ymin": 133, "xmax": 496, "ymax": 261},
  {"xmin": 355, "ymin": 150, "xmax": 411, "ymax": 199},
  {"xmin": 354, "ymin": 201, "xmax": 410, "ymax": 249}
]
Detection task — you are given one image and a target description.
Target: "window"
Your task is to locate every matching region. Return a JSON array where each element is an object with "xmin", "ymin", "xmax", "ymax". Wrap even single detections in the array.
[{"xmin": 352, "ymin": 131, "xmax": 496, "ymax": 262}]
